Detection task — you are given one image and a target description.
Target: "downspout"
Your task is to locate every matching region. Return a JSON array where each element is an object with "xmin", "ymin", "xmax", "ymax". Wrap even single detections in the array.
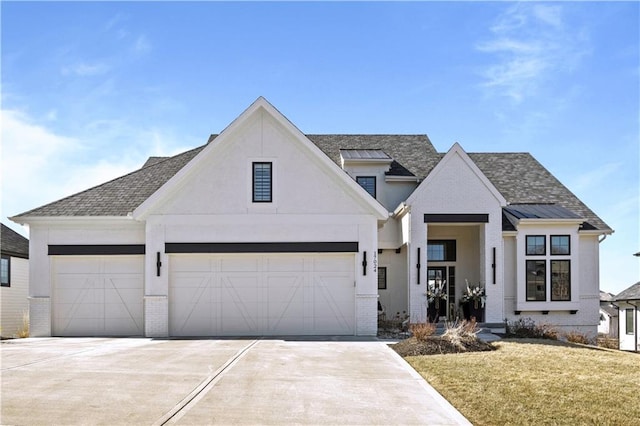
[{"xmin": 598, "ymin": 234, "xmax": 608, "ymax": 243}]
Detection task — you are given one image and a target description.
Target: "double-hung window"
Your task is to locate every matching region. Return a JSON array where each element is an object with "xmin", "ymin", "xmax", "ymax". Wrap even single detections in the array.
[{"xmin": 252, "ymin": 162, "xmax": 272, "ymax": 203}]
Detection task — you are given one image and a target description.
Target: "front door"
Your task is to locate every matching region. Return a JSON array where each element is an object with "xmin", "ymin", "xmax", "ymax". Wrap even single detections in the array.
[
  {"xmin": 427, "ymin": 267, "xmax": 447, "ymax": 320},
  {"xmin": 427, "ymin": 266, "xmax": 456, "ymax": 320}
]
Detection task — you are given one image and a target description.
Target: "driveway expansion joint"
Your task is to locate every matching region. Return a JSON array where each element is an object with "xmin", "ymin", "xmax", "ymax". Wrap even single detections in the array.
[{"xmin": 153, "ymin": 339, "xmax": 260, "ymax": 425}]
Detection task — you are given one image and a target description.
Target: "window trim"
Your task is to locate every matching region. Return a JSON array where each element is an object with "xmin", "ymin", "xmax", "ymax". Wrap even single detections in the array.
[
  {"xmin": 550, "ymin": 235, "xmax": 571, "ymax": 256},
  {"xmin": 550, "ymin": 259, "xmax": 571, "ymax": 301},
  {"xmin": 377, "ymin": 266, "xmax": 387, "ymax": 290},
  {"xmin": 356, "ymin": 176, "xmax": 376, "ymax": 198},
  {"xmin": 0, "ymin": 255, "xmax": 10, "ymax": 287},
  {"xmin": 252, "ymin": 162, "xmax": 272, "ymax": 203},
  {"xmin": 626, "ymin": 308, "xmax": 635, "ymax": 335},
  {"xmin": 526, "ymin": 235, "xmax": 546, "ymax": 256}
]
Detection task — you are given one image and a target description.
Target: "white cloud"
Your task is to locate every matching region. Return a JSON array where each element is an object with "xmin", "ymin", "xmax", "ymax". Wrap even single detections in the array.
[
  {"xmin": 0, "ymin": 110, "xmax": 139, "ymax": 225},
  {"xmin": 477, "ymin": 3, "xmax": 588, "ymax": 103},
  {"xmin": 568, "ymin": 162, "xmax": 623, "ymax": 193},
  {"xmin": 61, "ymin": 61, "xmax": 110, "ymax": 77},
  {"xmin": 133, "ymin": 35, "xmax": 151, "ymax": 54}
]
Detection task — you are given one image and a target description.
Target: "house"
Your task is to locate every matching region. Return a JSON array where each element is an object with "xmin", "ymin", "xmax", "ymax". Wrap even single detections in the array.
[
  {"xmin": 10, "ymin": 97, "xmax": 612, "ymax": 338},
  {"xmin": 615, "ymin": 282, "xmax": 640, "ymax": 352},
  {"xmin": 1, "ymin": 223, "xmax": 29, "ymax": 338},
  {"xmin": 598, "ymin": 290, "xmax": 618, "ymax": 337}
]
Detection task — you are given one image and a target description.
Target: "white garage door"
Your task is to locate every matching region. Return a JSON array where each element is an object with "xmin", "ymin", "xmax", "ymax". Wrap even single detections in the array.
[
  {"xmin": 52, "ymin": 256, "xmax": 144, "ymax": 336},
  {"xmin": 169, "ymin": 254, "xmax": 355, "ymax": 336}
]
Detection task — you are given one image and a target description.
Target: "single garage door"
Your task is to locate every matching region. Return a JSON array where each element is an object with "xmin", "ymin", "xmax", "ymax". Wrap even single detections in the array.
[
  {"xmin": 169, "ymin": 254, "xmax": 355, "ymax": 336},
  {"xmin": 52, "ymin": 256, "xmax": 144, "ymax": 336}
]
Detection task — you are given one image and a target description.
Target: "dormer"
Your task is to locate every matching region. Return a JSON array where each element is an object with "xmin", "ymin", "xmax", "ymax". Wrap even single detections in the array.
[
  {"xmin": 340, "ymin": 149, "xmax": 393, "ymax": 197},
  {"xmin": 340, "ymin": 149, "xmax": 418, "ymax": 210}
]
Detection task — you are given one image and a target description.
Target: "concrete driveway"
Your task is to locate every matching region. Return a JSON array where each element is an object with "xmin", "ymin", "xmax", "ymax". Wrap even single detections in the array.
[{"xmin": 1, "ymin": 337, "xmax": 470, "ymax": 425}]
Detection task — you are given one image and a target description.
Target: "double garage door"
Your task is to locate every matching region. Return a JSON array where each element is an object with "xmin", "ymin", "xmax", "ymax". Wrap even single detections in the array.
[
  {"xmin": 169, "ymin": 254, "xmax": 355, "ymax": 336},
  {"xmin": 51, "ymin": 253, "xmax": 355, "ymax": 336}
]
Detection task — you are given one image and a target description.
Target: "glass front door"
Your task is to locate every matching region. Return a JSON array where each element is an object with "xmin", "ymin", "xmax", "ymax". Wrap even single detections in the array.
[{"xmin": 427, "ymin": 266, "xmax": 456, "ymax": 320}]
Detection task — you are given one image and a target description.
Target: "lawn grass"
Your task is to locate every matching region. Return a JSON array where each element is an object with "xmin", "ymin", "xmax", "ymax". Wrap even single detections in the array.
[{"xmin": 405, "ymin": 339, "xmax": 640, "ymax": 426}]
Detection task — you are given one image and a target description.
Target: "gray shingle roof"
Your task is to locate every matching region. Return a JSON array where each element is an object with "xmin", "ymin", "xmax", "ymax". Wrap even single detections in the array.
[
  {"xmin": 14, "ymin": 145, "xmax": 205, "ymax": 217},
  {"xmin": 616, "ymin": 282, "xmax": 640, "ymax": 301},
  {"xmin": 469, "ymin": 153, "xmax": 611, "ymax": 232},
  {"xmin": 1, "ymin": 223, "xmax": 29, "ymax": 258},
  {"xmin": 308, "ymin": 135, "xmax": 440, "ymax": 179},
  {"xmin": 11, "ymin": 134, "xmax": 611, "ymax": 233}
]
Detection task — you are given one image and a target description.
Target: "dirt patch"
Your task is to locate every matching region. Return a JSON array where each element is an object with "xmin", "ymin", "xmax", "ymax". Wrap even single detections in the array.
[{"xmin": 392, "ymin": 335, "xmax": 497, "ymax": 356}]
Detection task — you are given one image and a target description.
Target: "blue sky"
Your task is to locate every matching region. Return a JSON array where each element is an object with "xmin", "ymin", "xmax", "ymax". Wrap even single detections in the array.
[{"xmin": 1, "ymin": 1, "xmax": 638, "ymax": 294}]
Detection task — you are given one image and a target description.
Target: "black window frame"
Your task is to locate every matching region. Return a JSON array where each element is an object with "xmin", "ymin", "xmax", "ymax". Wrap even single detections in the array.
[
  {"xmin": 526, "ymin": 235, "xmax": 546, "ymax": 255},
  {"xmin": 427, "ymin": 240, "xmax": 456, "ymax": 262},
  {"xmin": 626, "ymin": 309, "xmax": 635, "ymax": 335},
  {"xmin": 0, "ymin": 255, "xmax": 10, "ymax": 287},
  {"xmin": 252, "ymin": 162, "xmax": 272, "ymax": 203},
  {"xmin": 377, "ymin": 266, "xmax": 387, "ymax": 290},
  {"xmin": 550, "ymin": 260, "xmax": 571, "ymax": 301},
  {"xmin": 526, "ymin": 260, "xmax": 546, "ymax": 301},
  {"xmin": 550, "ymin": 235, "xmax": 571, "ymax": 255},
  {"xmin": 356, "ymin": 176, "xmax": 376, "ymax": 198}
]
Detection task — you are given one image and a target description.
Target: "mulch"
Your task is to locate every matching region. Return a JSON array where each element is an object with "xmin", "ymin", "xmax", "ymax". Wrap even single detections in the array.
[{"xmin": 392, "ymin": 335, "xmax": 497, "ymax": 356}]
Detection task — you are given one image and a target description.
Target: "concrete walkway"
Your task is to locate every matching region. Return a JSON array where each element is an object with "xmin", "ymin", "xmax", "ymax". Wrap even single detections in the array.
[{"xmin": 1, "ymin": 337, "xmax": 470, "ymax": 425}]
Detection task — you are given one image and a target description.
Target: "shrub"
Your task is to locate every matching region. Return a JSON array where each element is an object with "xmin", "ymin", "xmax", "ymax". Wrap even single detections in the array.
[
  {"xmin": 597, "ymin": 337, "xmax": 619, "ymax": 350},
  {"xmin": 410, "ymin": 322, "xmax": 436, "ymax": 341},
  {"xmin": 442, "ymin": 320, "xmax": 482, "ymax": 351},
  {"xmin": 506, "ymin": 318, "xmax": 559, "ymax": 340},
  {"xmin": 564, "ymin": 330, "xmax": 593, "ymax": 345}
]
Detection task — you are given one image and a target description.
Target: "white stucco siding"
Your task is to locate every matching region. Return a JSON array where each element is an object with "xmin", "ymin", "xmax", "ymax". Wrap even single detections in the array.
[
  {"xmin": 24, "ymin": 220, "xmax": 145, "ymax": 336},
  {"xmin": 378, "ymin": 218, "xmax": 401, "ymax": 249},
  {"xmin": 138, "ymin": 105, "xmax": 383, "ymax": 336},
  {"xmin": 505, "ymin": 228, "xmax": 601, "ymax": 337},
  {"xmin": 144, "ymin": 214, "xmax": 379, "ymax": 336},
  {"xmin": 404, "ymin": 146, "xmax": 505, "ymax": 323},
  {"xmin": 503, "ymin": 235, "xmax": 517, "ymax": 315},
  {"xmin": 155, "ymin": 110, "xmax": 378, "ymax": 217},
  {"xmin": 378, "ymin": 248, "xmax": 408, "ymax": 320},
  {"xmin": 514, "ymin": 223, "xmax": 582, "ymax": 312},
  {"xmin": 0, "ymin": 257, "xmax": 29, "ymax": 338}
]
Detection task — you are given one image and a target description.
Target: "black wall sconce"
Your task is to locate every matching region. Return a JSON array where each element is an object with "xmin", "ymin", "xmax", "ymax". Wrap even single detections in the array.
[
  {"xmin": 362, "ymin": 251, "xmax": 367, "ymax": 276},
  {"xmin": 417, "ymin": 247, "xmax": 421, "ymax": 284},
  {"xmin": 156, "ymin": 252, "xmax": 162, "ymax": 277}
]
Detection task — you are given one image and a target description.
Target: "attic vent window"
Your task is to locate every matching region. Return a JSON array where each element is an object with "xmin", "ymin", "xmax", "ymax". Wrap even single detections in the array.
[
  {"xmin": 252, "ymin": 162, "xmax": 272, "ymax": 203},
  {"xmin": 356, "ymin": 176, "xmax": 376, "ymax": 198}
]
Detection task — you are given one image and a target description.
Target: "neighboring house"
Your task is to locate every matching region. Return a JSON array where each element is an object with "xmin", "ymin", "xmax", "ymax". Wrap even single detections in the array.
[
  {"xmin": 0, "ymin": 223, "xmax": 29, "ymax": 338},
  {"xmin": 10, "ymin": 98, "xmax": 613, "ymax": 338},
  {"xmin": 598, "ymin": 290, "xmax": 618, "ymax": 337},
  {"xmin": 615, "ymin": 282, "xmax": 640, "ymax": 352}
]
